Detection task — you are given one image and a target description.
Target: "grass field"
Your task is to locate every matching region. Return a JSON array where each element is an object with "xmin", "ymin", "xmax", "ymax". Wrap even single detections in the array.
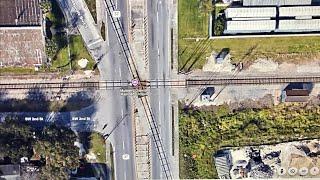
[
  {"xmin": 69, "ymin": 35, "xmax": 95, "ymax": 70},
  {"xmin": 179, "ymin": 37, "xmax": 320, "ymax": 71},
  {"xmin": 89, "ymin": 132, "xmax": 106, "ymax": 163},
  {"xmin": 178, "ymin": 0, "xmax": 208, "ymax": 38},
  {"xmin": 53, "ymin": 35, "xmax": 95, "ymax": 71},
  {"xmin": 178, "ymin": 0, "xmax": 320, "ymax": 72}
]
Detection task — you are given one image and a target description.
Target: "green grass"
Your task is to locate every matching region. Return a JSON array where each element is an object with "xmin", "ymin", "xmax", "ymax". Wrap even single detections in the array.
[
  {"xmin": 179, "ymin": 103, "xmax": 320, "ymax": 178},
  {"xmin": 84, "ymin": 0, "xmax": 97, "ymax": 23},
  {"xmin": 178, "ymin": 0, "xmax": 208, "ymax": 38},
  {"xmin": 51, "ymin": 33, "xmax": 69, "ymax": 71},
  {"xmin": 179, "ymin": 37, "xmax": 320, "ymax": 72},
  {"xmin": 0, "ymin": 67, "xmax": 36, "ymax": 75},
  {"xmin": 89, "ymin": 132, "xmax": 106, "ymax": 163},
  {"xmin": 69, "ymin": 35, "xmax": 95, "ymax": 70},
  {"xmin": 52, "ymin": 35, "xmax": 95, "ymax": 72}
]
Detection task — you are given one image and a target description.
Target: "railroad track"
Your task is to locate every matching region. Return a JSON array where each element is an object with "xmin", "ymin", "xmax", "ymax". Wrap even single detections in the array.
[
  {"xmin": 186, "ymin": 76, "xmax": 320, "ymax": 86},
  {"xmin": 2, "ymin": 76, "xmax": 320, "ymax": 90}
]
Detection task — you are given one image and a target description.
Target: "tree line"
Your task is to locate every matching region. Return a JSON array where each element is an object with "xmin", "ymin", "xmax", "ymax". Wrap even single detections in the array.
[{"xmin": 0, "ymin": 119, "xmax": 79, "ymax": 179}]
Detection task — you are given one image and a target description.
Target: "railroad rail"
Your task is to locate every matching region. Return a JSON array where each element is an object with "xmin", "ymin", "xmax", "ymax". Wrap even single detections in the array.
[
  {"xmin": 186, "ymin": 76, "xmax": 320, "ymax": 86},
  {"xmin": 2, "ymin": 76, "xmax": 320, "ymax": 90}
]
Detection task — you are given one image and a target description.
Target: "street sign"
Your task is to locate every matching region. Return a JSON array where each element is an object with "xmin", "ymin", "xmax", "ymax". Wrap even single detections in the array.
[{"xmin": 112, "ymin": 11, "xmax": 121, "ymax": 18}]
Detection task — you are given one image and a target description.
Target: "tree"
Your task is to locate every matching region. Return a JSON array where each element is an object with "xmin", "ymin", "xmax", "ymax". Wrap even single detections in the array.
[
  {"xmin": 45, "ymin": 39, "xmax": 58, "ymax": 60},
  {"xmin": 0, "ymin": 120, "xmax": 34, "ymax": 163},
  {"xmin": 40, "ymin": 0, "xmax": 52, "ymax": 14},
  {"xmin": 34, "ymin": 125, "xmax": 80, "ymax": 179},
  {"xmin": 214, "ymin": 15, "xmax": 225, "ymax": 36}
]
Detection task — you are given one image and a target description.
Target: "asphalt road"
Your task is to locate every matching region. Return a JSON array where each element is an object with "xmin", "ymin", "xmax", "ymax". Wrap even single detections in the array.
[
  {"xmin": 147, "ymin": 0, "xmax": 175, "ymax": 179},
  {"xmin": 56, "ymin": 0, "xmax": 136, "ymax": 179},
  {"xmin": 96, "ymin": 0, "xmax": 136, "ymax": 180}
]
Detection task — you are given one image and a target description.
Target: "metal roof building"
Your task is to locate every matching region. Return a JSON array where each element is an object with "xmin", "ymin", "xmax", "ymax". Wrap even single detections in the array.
[
  {"xmin": 0, "ymin": 0, "xmax": 45, "ymax": 67},
  {"xmin": 0, "ymin": 0, "xmax": 42, "ymax": 26},
  {"xmin": 225, "ymin": 20, "xmax": 276, "ymax": 34},
  {"xmin": 279, "ymin": 6, "xmax": 320, "ymax": 17},
  {"xmin": 243, "ymin": 0, "xmax": 311, "ymax": 6},
  {"xmin": 225, "ymin": 7, "xmax": 276, "ymax": 19},
  {"xmin": 214, "ymin": 150, "xmax": 232, "ymax": 179},
  {"xmin": 278, "ymin": 19, "xmax": 320, "ymax": 31}
]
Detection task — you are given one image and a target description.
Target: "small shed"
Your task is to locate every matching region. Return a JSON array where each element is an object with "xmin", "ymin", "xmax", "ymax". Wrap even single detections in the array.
[
  {"xmin": 281, "ymin": 82, "xmax": 313, "ymax": 103},
  {"xmin": 214, "ymin": 149, "xmax": 232, "ymax": 179},
  {"xmin": 216, "ymin": 48, "xmax": 230, "ymax": 64},
  {"xmin": 200, "ymin": 87, "xmax": 215, "ymax": 101}
]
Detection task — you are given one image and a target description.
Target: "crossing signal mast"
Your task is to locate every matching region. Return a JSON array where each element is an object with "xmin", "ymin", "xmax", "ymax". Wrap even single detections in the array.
[{"xmin": 103, "ymin": 0, "xmax": 173, "ymax": 179}]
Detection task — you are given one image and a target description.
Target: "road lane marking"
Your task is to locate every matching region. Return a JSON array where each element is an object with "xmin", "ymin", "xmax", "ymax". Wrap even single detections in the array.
[
  {"xmin": 124, "ymin": 172, "xmax": 127, "ymax": 180},
  {"xmin": 156, "ymin": 11, "xmax": 159, "ymax": 22},
  {"xmin": 121, "ymin": 109, "xmax": 124, "ymax": 117},
  {"xmin": 123, "ymin": 141, "xmax": 125, "ymax": 149},
  {"xmin": 122, "ymin": 154, "xmax": 130, "ymax": 160},
  {"xmin": 158, "ymin": 101, "xmax": 161, "ymax": 115},
  {"xmin": 119, "ymin": 66, "xmax": 122, "ymax": 77}
]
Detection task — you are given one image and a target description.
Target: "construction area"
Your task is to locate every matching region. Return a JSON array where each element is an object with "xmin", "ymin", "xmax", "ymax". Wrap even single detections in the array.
[{"xmin": 215, "ymin": 139, "xmax": 320, "ymax": 179}]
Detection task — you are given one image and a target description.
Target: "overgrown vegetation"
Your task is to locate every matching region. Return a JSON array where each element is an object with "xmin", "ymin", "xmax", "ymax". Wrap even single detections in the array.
[
  {"xmin": 214, "ymin": 15, "xmax": 225, "ymax": 36},
  {"xmin": 46, "ymin": 0, "xmax": 65, "ymax": 29},
  {"xmin": 0, "ymin": 119, "xmax": 79, "ymax": 179},
  {"xmin": 180, "ymin": 103, "xmax": 320, "ymax": 179},
  {"xmin": 35, "ymin": 125, "xmax": 80, "ymax": 179},
  {"xmin": 213, "ymin": 5, "xmax": 227, "ymax": 36}
]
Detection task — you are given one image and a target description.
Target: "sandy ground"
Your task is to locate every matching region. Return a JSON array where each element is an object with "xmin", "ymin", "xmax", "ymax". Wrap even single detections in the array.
[
  {"xmin": 181, "ymin": 82, "xmax": 320, "ymax": 107},
  {"xmin": 191, "ymin": 84, "xmax": 284, "ymax": 106},
  {"xmin": 202, "ymin": 53, "xmax": 320, "ymax": 75}
]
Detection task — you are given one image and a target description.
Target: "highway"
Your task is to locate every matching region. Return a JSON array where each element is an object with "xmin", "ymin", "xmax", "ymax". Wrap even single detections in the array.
[
  {"xmin": 147, "ymin": 0, "xmax": 175, "ymax": 178},
  {"xmin": 97, "ymin": 0, "xmax": 137, "ymax": 180}
]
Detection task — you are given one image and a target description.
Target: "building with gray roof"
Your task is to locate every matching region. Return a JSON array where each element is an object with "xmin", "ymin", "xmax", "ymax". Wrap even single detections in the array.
[
  {"xmin": 225, "ymin": 7, "xmax": 276, "ymax": 19},
  {"xmin": 278, "ymin": 19, "xmax": 320, "ymax": 32},
  {"xmin": 279, "ymin": 6, "xmax": 320, "ymax": 18},
  {"xmin": 0, "ymin": 0, "xmax": 45, "ymax": 68},
  {"xmin": 224, "ymin": 20, "xmax": 276, "ymax": 34},
  {"xmin": 243, "ymin": 0, "xmax": 311, "ymax": 7},
  {"xmin": 215, "ymin": 150, "xmax": 232, "ymax": 179},
  {"xmin": 0, "ymin": 0, "xmax": 42, "ymax": 27}
]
